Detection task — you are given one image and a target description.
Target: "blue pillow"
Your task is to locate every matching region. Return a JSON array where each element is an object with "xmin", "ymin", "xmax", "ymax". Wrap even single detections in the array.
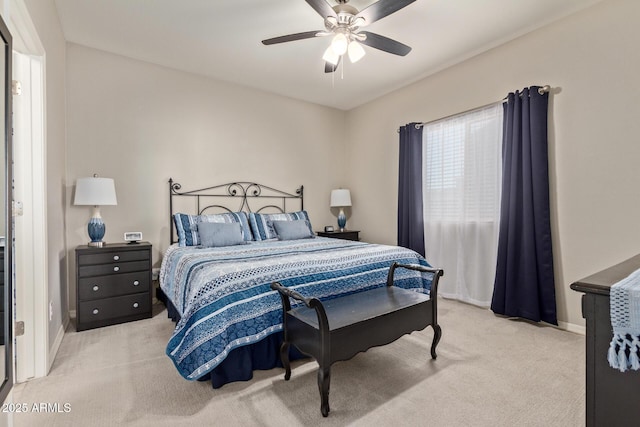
[
  {"xmin": 197, "ymin": 222, "xmax": 245, "ymax": 247},
  {"xmin": 248, "ymin": 211, "xmax": 313, "ymax": 241},
  {"xmin": 173, "ymin": 212, "xmax": 253, "ymax": 246},
  {"xmin": 272, "ymin": 220, "xmax": 314, "ymax": 240}
]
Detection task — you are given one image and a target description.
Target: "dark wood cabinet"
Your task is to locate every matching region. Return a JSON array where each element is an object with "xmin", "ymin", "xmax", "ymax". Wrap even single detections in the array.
[
  {"xmin": 76, "ymin": 242, "xmax": 152, "ymax": 331},
  {"xmin": 316, "ymin": 230, "xmax": 360, "ymax": 241},
  {"xmin": 0, "ymin": 247, "xmax": 3, "ymax": 345},
  {"xmin": 570, "ymin": 255, "xmax": 640, "ymax": 427}
]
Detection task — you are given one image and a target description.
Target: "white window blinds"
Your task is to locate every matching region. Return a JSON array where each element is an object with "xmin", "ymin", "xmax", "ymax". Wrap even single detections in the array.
[{"xmin": 423, "ymin": 106, "xmax": 503, "ymax": 222}]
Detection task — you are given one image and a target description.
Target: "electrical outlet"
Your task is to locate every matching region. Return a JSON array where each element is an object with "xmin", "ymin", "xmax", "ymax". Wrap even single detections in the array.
[{"xmin": 49, "ymin": 301, "xmax": 53, "ymax": 321}]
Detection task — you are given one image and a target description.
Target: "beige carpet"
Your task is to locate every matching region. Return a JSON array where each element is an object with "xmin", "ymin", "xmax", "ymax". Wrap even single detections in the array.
[{"xmin": 11, "ymin": 298, "xmax": 585, "ymax": 426}]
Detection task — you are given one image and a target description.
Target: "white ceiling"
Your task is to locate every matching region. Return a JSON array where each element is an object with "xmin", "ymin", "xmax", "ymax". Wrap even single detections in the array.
[{"xmin": 53, "ymin": 0, "xmax": 602, "ymax": 110}]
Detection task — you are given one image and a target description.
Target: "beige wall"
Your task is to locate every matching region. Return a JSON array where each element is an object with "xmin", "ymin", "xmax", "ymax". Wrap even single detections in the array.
[
  {"xmin": 53, "ymin": 0, "xmax": 640, "ymax": 328},
  {"xmin": 65, "ymin": 44, "xmax": 346, "ymax": 310},
  {"xmin": 345, "ymin": 0, "xmax": 640, "ymax": 329},
  {"xmin": 23, "ymin": 0, "xmax": 68, "ymax": 350}
]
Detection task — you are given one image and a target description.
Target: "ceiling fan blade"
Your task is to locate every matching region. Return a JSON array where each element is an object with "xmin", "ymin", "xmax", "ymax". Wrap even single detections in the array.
[
  {"xmin": 262, "ymin": 31, "xmax": 321, "ymax": 45},
  {"xmin": 324, "ymin": 57, "xmax": 340, "ymax": 73},
  {"xmin": 356, "ymin": 0, "xmax": 416, "ymax": 26},
  {"xmin": 305, "ymin": 0, "xmax": 337, "ymax": 19},
  {"xmin": 359, "ymin": 31, "xmax": 411, "ymax": 56}
]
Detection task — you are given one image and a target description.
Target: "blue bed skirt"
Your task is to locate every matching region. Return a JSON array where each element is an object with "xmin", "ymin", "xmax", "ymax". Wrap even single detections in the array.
[{"xmin": 157, "ymin": 288, "xmax": 305, "ymax": 388}]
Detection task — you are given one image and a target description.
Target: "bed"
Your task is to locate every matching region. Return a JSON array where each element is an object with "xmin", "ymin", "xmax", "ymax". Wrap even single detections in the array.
[{"xmin": 158, "ymin": 179, "xmax": 440, "ymax": 388}]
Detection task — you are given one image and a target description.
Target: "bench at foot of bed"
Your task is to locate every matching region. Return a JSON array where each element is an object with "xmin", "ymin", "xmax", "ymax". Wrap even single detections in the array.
[{"xmin": 271, "ymin": 262, "xmax": 443, "ymax": 417}]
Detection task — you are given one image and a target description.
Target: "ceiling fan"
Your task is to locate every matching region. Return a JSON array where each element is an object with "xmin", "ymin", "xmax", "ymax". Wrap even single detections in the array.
[{"xmin": 261, "ymin": 0, "xmax": 416, "ymax": 73}]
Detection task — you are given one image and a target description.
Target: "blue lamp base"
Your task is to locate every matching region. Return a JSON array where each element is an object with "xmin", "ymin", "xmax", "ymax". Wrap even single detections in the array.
[
  {"xmin": 337, "ymin": 208, "xmax": 347, "ymax": 231},
  {"xmin": 87, "ymin": 207, "xmax": 106, "ymax": 247}
]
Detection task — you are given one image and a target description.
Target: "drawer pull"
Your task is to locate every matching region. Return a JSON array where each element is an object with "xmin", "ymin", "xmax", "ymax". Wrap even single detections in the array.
[
  {"xmin": 133, "ymin": 280, "xmax": 140, "ymax": 286},
  {"xmin": 92, "ymin": 285, "xmax": 99, "ymax": 292},
  {"xmin": 133, "ymin": 302, "xmax": 139, "ymax": 308},
  {"xmin": 113, "ymin": 266, "xmax": 120, "ymax": 272},
  {"xmin": 92, "ymin": 309, "xmax": 99, "ymax": 315},
  {"xmin": 113, "ymin": 255, "xmax": 120, "ymax": 261}
]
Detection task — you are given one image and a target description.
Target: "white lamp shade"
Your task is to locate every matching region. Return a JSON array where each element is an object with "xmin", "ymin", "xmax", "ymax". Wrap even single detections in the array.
[
  {"xmin": 348, "ymin": 41, "xmax": 366, "ymax": 63},
  {"xmin": 330, "ymin": 33, "xmax": 348, "ymax": 55},
  {"xmin": 74, "ymin": 177, "xmax": 118, "ymax": 206},
  {"xmin": 330, "ymin": 189, "xmax": 352, "ymax": 207},
  {"xmin": 322, "ymin": 46, "xmax": 340, "ymax": 65}
]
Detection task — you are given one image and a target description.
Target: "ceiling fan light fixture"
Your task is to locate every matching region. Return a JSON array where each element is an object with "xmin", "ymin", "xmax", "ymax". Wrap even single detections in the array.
[
  {"xmin": 351, "ymin": 16, "xmax": 366, "ymax": 28},
  {"xmin": 261, "ymin": 0, "xmax": 415, "ymax": 74},
  {"xmin": 325, "ymin": 16, "xmax": 338, "ymax": 30},
  {"xmin": 347, "ymin": 41, "xmax": 365, "ymax": 63},
  {"xmin": 330, "ymin": 33, "xmax": 348, "ymax": 55},
  {"xmin": 322, "ymin": 46, "xmax": 340, "ymax": 65}
]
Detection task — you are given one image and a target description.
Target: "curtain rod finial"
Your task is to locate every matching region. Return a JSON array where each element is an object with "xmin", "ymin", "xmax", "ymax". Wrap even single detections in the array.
[{"xmin": 539, "ymin": 85, "xmax": 551, "ymax": 95}]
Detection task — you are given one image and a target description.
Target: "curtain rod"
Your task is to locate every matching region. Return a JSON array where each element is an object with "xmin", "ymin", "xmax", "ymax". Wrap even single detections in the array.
[{"xmin": 400, "ymin": 85, "xmax": 551, "ymax": 131}]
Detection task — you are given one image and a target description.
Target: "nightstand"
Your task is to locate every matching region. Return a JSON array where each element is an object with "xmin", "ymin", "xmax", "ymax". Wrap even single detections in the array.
[
  {"xmin": 316, "ymin": 230, "xmax": 360, "ymax": 241},
  {"xmin": 75, "ymin": 242, "xmax": 152, "ymax": 331}
]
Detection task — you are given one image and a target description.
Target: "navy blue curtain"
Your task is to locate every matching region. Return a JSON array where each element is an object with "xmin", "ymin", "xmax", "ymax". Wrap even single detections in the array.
[
  {"xmin": 398, "ymin": 123, "xmax": 425, "ymax": 257},
  {"xmin": 491, "ymin": 87, "xmax": 557, "ymax": 325}
]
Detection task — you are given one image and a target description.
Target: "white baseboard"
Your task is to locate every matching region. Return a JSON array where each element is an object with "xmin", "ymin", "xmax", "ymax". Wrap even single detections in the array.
[
  {"xmin": 47, "ymin": 323, "xmax": 66, "ymax": 375},
  {"xmin": 557, "ymin": 320, "xmax": 585, "ymax": 335}
]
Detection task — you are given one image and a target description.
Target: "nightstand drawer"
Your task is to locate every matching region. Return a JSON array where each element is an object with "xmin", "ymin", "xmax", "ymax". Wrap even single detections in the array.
[
  {"xmin": 78, "ymin": 249, "xmax": 149, "ymax": 266},
  {"xmin": 78, "ymin": 292, "xmax": 151, "ymax": 324},
  {"xmin": 78, "ymin": 272, "xmax": 151, "ymax": 301},
  {"xmin": 78, "ymin": 260, "xmax": 149, "ymax": 278}
]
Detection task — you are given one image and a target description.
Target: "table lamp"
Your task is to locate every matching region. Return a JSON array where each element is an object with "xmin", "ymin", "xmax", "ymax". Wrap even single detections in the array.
[
  {"xmin": 330, "ymin": 189, "xmax": 352, "ymax": 231},
  {"xmin": 74, "ymin": 175, "xmax": 118, "ymax": 247}
]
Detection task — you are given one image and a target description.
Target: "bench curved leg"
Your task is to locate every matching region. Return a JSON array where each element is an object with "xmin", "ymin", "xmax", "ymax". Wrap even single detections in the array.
[
  {"xmin": 430, "ymin": 324, "xmax": 442, "ymax": 359},
  {"xmin": 280, "ymin": 341, "xmax": 291, "ymax": 381},
  {"xmin": 317, "ymin": 366, "xmax": 331, "ymax": 417}
]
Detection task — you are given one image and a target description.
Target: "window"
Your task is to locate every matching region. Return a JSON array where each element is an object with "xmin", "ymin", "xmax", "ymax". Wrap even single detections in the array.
[{"xmin": 423, "ymin": 106, "xmax": 502, "ymax": 222}]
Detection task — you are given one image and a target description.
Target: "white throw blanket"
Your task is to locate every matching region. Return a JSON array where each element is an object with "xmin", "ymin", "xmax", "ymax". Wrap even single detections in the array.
[{"xmin": 608, "ymin": 268, "xmax": 640, "ymax": 372}]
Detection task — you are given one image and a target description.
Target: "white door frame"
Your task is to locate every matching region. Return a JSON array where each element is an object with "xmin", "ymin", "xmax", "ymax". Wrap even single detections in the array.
[{"xmin": 8, "ymin": 0, "xmax": 48, "ymax": 381}]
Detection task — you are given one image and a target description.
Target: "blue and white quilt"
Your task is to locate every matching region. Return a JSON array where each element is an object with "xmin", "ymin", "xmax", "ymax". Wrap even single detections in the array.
[{"xmin": 159, "ymin": 237, "xmax": 434, "ymax": 380}]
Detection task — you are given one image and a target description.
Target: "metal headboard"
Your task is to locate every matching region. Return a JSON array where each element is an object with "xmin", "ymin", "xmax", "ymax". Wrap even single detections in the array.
[{"xmin": 169, "ymin": 178, "xmax": 304, "ymax": 245}]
